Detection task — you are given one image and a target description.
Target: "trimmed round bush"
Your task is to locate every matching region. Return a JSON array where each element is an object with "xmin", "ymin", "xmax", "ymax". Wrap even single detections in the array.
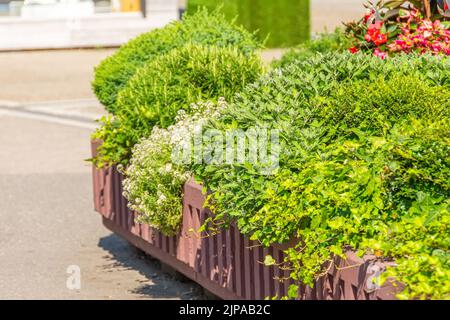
[
  {"xmin": 117, "ymin": 44, "xmax": 263, "ymax": 129},
  {"xmin": 93, "ymin": 44, "xmax": 264, "ymax": 167},
  {"xmin": 195, "ymin": 52, "xmax": 449, "ymax": 237},
  {"xmin": 92, "ymin": 8, "xmax": 261, "ymax": 114}
]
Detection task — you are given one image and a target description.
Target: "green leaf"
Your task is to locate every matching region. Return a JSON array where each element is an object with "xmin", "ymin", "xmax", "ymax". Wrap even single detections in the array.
[
  {"xmin": 288, "ymin": 284, "xmax": 299, "ymax": 299},
  {"xmin": 263, "ymin": 255, "xmax": 276, "ymax": 266}
]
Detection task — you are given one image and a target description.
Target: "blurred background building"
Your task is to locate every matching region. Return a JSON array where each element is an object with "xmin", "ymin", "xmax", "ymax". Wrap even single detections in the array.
[
  {"xmin": 0, "ymin": 0, "xmax": 179, "ymax": 50},
  {"xmin": 0, "ymin": 0, "xmax": 365, "ymax": 50}
]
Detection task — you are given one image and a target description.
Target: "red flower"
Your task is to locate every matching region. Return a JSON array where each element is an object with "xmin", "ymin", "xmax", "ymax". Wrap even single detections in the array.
[
  {"xmin": 367, "ymin": 21, "xmax": 383, "ymax": 33},
  {"xmin": 351, "ymin": 7, "xmax": 450, "ymax": 57},
  {"xmin": 348, "ymin": 46, "xmax": 359, "ymax": 54},
  {"xmin": 365, "ymin": 21, "xmax": 387, "ymax": 45},
  {"xmin": 373, "ymin": 33, "xmax": 388, "ymax": 46}
]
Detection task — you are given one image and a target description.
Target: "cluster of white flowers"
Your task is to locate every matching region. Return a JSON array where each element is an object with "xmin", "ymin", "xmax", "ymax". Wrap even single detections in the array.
[
  {"xmin": 156, "ymin": 191, "xmax": 167, "ymax": 206},
  {"xmin": 121, "ymin": 99, "xmax": 228, "ymax": 233},
  {"xmin": 170, "ymin": 98, "xmax": 227, "ymax": 145}
]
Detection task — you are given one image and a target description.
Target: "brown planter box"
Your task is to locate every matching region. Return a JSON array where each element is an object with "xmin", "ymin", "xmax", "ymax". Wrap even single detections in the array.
[{"xmin": 91, "ymin": 140, "xmax": 400, "ymax": 300}]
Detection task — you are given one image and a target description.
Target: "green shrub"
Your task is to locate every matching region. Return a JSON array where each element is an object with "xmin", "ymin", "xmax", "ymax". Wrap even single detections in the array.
[
  {"xmin": 267, "ymin": 118, "xmax": 450, "ymax": 300},
  {"xmin": 272, "ymin": 30, "xmax": 352, "ymax": 68},
  {"xmin": 92, "ymin": 44, "xmax": 264, "ymax": 167},
  {"xmin": 117, "ymin": 44, "xmax": 263, "ymax": 129},
  {"xmin": 92, "ymin": 8, "xmax": 261, "ymax": 114},
  {"xmin": 190, "ymin": 52, "xmax": 450, "ymax": 299},
  {"xmin": 188, "ymin": 0, "xmax": 310, "ymax": 48}
]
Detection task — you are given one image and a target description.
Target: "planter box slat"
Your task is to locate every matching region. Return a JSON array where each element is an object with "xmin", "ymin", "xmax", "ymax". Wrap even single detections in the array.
[{"xmin": 91, "ymin": 141, "xmax": 399, "ymax": 300}]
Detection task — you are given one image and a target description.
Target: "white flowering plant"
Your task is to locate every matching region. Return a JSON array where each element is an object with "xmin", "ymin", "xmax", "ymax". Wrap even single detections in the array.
[{"xmin": 122, "ymin": 99, "xmax": 227, "ymax": 235}]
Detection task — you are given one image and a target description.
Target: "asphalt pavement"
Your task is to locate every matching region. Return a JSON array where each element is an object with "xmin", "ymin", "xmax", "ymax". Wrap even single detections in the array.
[{"xmin": 0, "ymin": 49, "xmax": 204, "ymax": 300}]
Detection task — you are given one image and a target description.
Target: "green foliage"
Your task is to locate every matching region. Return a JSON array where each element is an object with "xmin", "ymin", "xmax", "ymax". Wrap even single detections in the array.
[
  {"xmin": 191, "ymin": 52, "xmax": 450, "ymax": 299},
  {"xmin": 92, "ymin": 44, "xmax": 263, "ymax": 167},
  {"xmin": 261, "ymin": 118, "xmax": 449, "ymax": 300},
  {"xmin": 117, "ymin": 44, "xmax": 262, "ymax": 129},
  {"xmin": 272, "ymin": 30, "xmax": 352, "ymax": 69},
  {"xmin": 92, "ymin": 8, "xmax": 261, "ymax": 114},
  {"xmin": 187, "ymin": 0, "xmax": 310, "ymax": 48}
]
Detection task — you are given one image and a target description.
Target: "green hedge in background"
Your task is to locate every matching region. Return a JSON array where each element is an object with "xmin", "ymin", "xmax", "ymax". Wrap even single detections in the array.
[{"xmin": 187, "ymin": 0, "xmax": 310, "ymax": 48}]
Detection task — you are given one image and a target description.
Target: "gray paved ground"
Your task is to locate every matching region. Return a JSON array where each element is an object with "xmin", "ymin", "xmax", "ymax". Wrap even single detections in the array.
[
  {"xmin": 0, "ymin": 49, "xmax": 206, "ymax": 300},
  {"xmin": 0, "ymin": 114, "xmax": 208, "ymax": 300},
  {"xmin": 0, "ymin": 49, "xmax": 115, "ymax": 103}
]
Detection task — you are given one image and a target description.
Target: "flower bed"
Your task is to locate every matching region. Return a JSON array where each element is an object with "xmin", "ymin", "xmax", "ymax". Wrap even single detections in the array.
[
  {"xmin": 89, "ymin": 5, "xmax": 449, "ymax": 300},
  {"xmin": 345, "ymin": 0, "xmax": 450, "ymax": 58},
  {"xmin": 92, "ymin": 140, "xmax": 400, "ymax": 300}
]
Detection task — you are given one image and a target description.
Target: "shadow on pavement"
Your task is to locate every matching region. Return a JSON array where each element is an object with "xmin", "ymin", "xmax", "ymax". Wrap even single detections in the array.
[{"xmin": 98, "ymin": 234, "xmax": 205, "ymax": 300}]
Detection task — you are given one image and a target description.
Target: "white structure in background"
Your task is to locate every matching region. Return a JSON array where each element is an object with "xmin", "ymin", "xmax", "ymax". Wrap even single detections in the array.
[
  {"xmin": 147, "ymin": 0, "xmax": 178, "ymax": 20},
  {"xmin": 110, "ymin": 0, "xmax": 120, "ymax": 12},
  {"xmin": 0, "ymin": 0, "xmax": 179, "ymax": 50},
  {"xmin": 21, "ymin": 0, "xmax": 94, "ymax": 19}
]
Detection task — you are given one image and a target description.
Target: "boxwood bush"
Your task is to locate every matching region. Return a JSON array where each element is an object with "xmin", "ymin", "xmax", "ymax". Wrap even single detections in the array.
[
  {"xmin": 117, "ymin": 44, "xmax": 262, "ymax": 129},
  {"xmin": 92, "ymin": 8, "xmax": 261, "ymax": 114},
  {"xmin": 191, "ymin": 52, "xmax": 450, "ymax": 299},
  {"xmin": 92, "ymin": 44, "xmax": 263, "ymax": 167}
]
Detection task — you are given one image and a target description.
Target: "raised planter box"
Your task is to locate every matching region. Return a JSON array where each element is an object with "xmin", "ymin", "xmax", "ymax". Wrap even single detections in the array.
[{"xmin": 91, "ymin": 140, "xmax": 399, "ymax": 300}]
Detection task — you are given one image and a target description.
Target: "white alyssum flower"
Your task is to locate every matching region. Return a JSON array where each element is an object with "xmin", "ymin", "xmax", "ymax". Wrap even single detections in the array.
[
  {"xmin": 156, "ymin": 192, "xmax": 167, "ymax": 205},
  {"xmin": 121, "ymin": 99, "xmax": 228, "ymax": 233}
]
